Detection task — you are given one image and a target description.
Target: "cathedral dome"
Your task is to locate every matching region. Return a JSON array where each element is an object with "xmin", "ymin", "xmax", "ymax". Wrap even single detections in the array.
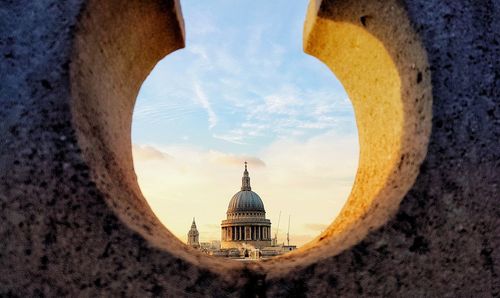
[
  {"xmin": 226, "ymin": 162, "xmax": 266, "ymax": 214},
  {"xmin": 227, "ymin": 190, "xmax": 265, "ymax": 213},
  {"xmin": 221, "ymin": 162, "xmax": 272, "ymax": 249}
]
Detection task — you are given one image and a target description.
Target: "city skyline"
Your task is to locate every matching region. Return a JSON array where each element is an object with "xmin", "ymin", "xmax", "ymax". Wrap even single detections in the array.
[{"xmin": 132, "ymin": 0, "xmax": 359, "ymax": 246}]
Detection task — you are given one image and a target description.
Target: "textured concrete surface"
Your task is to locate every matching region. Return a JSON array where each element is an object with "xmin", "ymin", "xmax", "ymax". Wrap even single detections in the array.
[{"xmin": 0, "ymin": 0, "xmax": 499, "ymax": 297}]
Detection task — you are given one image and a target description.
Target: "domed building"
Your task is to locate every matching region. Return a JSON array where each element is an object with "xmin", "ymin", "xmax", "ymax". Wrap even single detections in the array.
[{"xmin": 221, "ymin": 162, "xmax": 272, "ymax": 249}]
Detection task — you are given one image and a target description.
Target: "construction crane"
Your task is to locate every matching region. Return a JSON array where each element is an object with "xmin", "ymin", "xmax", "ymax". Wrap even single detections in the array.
[
  {"xmin": 274, "ymin": 211, "xmax": 281, "ymax": 245},
  {"xmin": 287, "ymin": 215, "xmax": 290, "ymax": 246}
]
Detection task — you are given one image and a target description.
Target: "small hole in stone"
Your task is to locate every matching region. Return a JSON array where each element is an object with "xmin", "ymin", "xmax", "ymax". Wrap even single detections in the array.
[
  {"xmin": 417, "ymin": 71, "xmax": 423, "ymax": 83},
  {"xmin": 360, "ymin": 15, "xmax": 371, "ymax": 27}
]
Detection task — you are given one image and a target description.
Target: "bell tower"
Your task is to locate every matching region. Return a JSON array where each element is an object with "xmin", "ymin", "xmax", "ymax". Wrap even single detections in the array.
[{"xmin": 187, "ymin": 218, "xmax": 200, "ymax": 249}]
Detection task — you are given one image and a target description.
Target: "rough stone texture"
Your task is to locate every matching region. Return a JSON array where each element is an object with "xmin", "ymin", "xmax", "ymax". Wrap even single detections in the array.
[{"xmin": 0, "ymin": 0, "xmax": 498, "ymax": 297}]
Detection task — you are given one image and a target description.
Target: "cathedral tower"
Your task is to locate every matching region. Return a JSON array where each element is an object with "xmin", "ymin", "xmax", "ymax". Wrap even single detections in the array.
[{"xmin": 187, "ymin": 218, "xmax": 200, "ymax": 249}]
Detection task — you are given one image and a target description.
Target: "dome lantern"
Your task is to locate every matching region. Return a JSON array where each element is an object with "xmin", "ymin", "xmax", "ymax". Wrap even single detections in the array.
[{"xmin": 241, "ymin": 161, "xmax": 251, "ymax": 191}]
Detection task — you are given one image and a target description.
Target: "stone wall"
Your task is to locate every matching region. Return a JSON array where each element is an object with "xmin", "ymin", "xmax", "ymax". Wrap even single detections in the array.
[{"xmin": 0, "ymin": 0, "xmax": 498, "ymax": 296}]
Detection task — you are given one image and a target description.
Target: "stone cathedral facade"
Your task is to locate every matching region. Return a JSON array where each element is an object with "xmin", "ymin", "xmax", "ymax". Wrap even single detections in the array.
[{"xmin": 221, "ymin": 163, "xmax": 272, "ymax": 249}]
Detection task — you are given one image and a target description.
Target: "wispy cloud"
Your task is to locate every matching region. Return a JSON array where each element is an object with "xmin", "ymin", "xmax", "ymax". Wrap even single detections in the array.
[
  {"xmin": 262, "ymin": 94, "xmax": 301, "ymax": 116},
  {"xmin": 193, "ymin": 82, "xmax": 218, "ymax": 129},
  {"xmin": 132, "ymin": 144, "xmax": 172, "ymax": 161},
  {"xmin": 132, "ymin": 101, "xmax": 199, "ymax": 125},
  {"xmin": 188, "ymin": 44, "xmax": 210, "ymax": 64},
  {"xmin": 212, "ymin": 131, "xmax": 246, "ymax": 144},
  {"xmin": 208, "ymin": 151, "xmax": 266, "ymax": 167}
]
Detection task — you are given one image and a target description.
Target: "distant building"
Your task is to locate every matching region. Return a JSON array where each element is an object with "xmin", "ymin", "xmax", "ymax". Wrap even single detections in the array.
[
  {"xmin": 261, "ymin": 244, "xmax": 297, "ymax": 258},
  {"xmin": 186, "ymin": 163, "xmax": 297, "ymax": 259},
  {"xmin": 209, "ymin": 240, "xmax": 221, "ymax": 250},
  {"xmin": 220, "ymin": 162, "xmax": 272, "ymax": 249},
  {"xmin": 187, "ymin": 218, "xmax": 200, "ymax": 249},
  {"xmin": 200, "ymin": 240, "xmax": 221, "ymax": 251}
]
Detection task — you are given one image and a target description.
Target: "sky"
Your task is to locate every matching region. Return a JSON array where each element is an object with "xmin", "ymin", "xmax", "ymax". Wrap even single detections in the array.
[{"xmin": 131, "ymin": 0, "xmax": 359, "ymax": 247}]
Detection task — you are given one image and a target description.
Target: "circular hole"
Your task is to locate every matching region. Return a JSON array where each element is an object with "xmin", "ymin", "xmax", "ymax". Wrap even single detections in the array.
[
  {"xmin": 132, "ymin": 0, "xmax": 359, "ymax": 260},
  {"xmin": 70, "ymin": 0, "xmax": 431, "ymax": 276}
]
